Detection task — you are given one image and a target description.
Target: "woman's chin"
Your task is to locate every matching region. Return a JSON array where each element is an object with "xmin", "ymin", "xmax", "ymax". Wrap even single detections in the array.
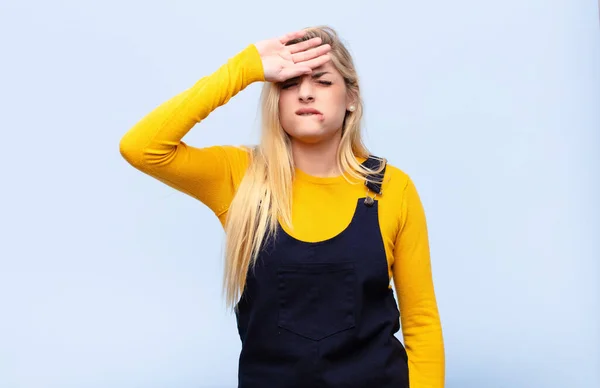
[
  {"xmin": 287, "ymin": 120, "xmax": 341, "ymax": 140},
  {"xmin": 287, "ymin": 128, "xmax": 329, "ymax": 144}
]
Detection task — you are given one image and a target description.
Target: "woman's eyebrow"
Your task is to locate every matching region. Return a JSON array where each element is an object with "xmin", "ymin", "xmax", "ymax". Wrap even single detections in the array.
[{"xmin": 312, "ymin": 71, "xmax": 331, "ymax": 78}]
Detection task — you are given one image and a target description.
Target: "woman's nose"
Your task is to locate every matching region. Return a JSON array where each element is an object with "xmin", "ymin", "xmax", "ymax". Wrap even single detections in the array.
[{"xmin": 297, "ymin": 79, "xmax": 315, "ymax": 102}]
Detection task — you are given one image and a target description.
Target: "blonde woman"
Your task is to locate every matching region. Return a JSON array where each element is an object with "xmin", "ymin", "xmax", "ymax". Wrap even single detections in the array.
[{"xmin": 120, "ymin": 26, "xmax": 445, "ymax": 388}]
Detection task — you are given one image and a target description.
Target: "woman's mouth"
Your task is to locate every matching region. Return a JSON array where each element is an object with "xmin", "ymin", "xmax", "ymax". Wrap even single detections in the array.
[{"xmin": 296, "ymin": 108, "xmax": 324, "ymax": 121}]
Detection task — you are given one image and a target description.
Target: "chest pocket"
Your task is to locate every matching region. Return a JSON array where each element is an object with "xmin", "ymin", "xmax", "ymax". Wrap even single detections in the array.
[{"xmin": 277, "ymin": 262, "xmax": 356, "ymax": 341}]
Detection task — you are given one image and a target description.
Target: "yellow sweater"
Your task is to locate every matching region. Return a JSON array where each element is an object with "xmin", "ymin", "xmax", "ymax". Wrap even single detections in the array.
[{"xmin": 120, "ymin": 44, "xmax": 445, "ymax": 387}]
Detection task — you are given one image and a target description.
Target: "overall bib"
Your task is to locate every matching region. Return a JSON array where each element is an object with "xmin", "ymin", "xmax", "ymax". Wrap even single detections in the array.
[{"xmin": 235, "ymin": 157, "xmax": 409, "ymax": 388}]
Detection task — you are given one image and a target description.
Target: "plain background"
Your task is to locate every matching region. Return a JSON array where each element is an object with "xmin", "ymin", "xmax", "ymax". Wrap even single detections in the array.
[{"xmin": 0, "ymin": 1, "xmax": 598, "ymax": 387}]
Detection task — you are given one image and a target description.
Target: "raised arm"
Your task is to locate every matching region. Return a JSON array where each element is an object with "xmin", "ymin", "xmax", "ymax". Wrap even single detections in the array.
[
  {"xmin": 119, "ymin": 31, "xmax": 331, "ymax": 221},
  {"xmin": 119, "ymin": 44, "xmax": 264, "ymax": 218}
]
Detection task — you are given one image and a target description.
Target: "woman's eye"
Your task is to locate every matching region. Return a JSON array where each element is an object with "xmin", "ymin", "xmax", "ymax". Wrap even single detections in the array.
[{"xmin": 281, "ymin": 80, "xmax": 331, "ymax": 89}]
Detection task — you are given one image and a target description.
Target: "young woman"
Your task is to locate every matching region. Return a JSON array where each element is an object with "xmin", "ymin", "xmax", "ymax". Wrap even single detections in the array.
[{"xmin": 120, "ymin": 26, "xmax": 445, "ymax": 388}]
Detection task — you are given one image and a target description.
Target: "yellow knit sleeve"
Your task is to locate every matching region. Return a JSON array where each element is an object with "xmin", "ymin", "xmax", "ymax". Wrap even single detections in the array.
[
  {"xmin": 119, "ymin": 44, "xmax": 263, "ymax": 217},
  {"xmin": 392, "ymin": 177, "xmax": 445, "ymax": 387}
]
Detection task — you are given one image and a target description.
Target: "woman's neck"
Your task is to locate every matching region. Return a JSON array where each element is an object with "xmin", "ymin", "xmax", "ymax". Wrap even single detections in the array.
[{"xmin": 291, "ymin": 134, "xmax": 342, "ymax": 178}]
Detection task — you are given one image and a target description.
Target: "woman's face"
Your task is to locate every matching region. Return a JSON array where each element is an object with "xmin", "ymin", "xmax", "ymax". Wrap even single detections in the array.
[{"xmin": 278, "ymin": 61, "xmax": 353, "ymax": 144}]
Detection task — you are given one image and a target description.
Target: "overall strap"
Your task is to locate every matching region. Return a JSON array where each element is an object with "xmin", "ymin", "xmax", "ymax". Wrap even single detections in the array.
[{"xmin": 361, "ymin": 155, "xmax": 386, "ymax": 206}]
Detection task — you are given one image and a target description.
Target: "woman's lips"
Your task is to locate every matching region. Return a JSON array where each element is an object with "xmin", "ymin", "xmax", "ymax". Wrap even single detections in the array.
[{"xmin": 296, "ymin": 108, "xmax": 324, "ymax": 121}]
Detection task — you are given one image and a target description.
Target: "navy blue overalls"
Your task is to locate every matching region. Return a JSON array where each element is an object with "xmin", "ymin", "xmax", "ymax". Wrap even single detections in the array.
[{"xmin": 235, "ymin": 156, "xmax": 409, "ymax": 387}]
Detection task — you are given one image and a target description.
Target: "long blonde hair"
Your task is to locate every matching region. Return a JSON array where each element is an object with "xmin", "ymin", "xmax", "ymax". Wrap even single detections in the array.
[{"xmin": 222, "ymin": 26, "xmax": 384, "ymax": 309}]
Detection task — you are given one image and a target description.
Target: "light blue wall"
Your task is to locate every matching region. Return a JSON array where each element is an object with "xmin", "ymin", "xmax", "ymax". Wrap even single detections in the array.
[{"xmin": 0, "ymin": 1, "xmax": 598, "ymax": 387}]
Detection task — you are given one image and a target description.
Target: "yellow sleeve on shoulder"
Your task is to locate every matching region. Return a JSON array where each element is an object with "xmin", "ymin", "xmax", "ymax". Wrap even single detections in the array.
[
  {"xmin": 119, "ymin": 44, "xmax": 263, "ymax": 221},
  {"xmin": 392, "ymin": 176, "xmax": 445, "ymax": 387}
]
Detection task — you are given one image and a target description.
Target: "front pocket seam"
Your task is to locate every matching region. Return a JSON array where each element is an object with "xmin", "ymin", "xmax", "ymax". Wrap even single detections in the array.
[{"xmin": 277, "ymin": 262, "xmax": 356, "ymax": 341}]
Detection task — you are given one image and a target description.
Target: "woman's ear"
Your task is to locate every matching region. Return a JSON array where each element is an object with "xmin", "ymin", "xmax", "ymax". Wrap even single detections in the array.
[{"xmin": 346, "ymin": 91, "xmax": 358, "ymax": 113}]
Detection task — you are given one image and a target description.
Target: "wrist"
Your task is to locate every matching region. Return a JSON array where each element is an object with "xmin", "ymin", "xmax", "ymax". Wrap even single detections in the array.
[{"xmin": 234, "ymin": 44, "xmax": 265, "ymax": 84}]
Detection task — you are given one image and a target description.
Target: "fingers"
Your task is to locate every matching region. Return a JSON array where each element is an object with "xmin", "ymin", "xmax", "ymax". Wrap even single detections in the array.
[
  {"xmin": 278, "ymin": 53, "xmax": 331, "ymax": 81},
  {"xmin": 297, "ymin": 54, "xmax": 331, "ymax": 71},
  {"xmin": 279, "ymin": 30, "xmax": 306, "ymax": 44},
  {"xmin": 292, "ymin": 43, "xmax": 331, "ymax": 64},
  {"xmin": 287, "ymin": 37, "xmax": 322, "ymax": 54}
]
